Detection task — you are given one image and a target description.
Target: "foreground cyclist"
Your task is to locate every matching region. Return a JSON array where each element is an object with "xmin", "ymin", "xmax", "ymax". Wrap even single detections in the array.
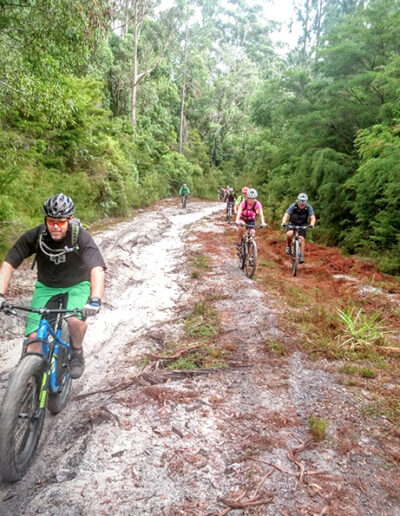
[
  {"xmin": 281, "ymin": 192, "xmax": 316, "ymax": 263},
  {"xmin": 235, "ymin": 188, "xmax": 267, "ymax": 252},
  {"xmin": 0, "ymin": 193, "xmax": 106, "ymax": 379}
]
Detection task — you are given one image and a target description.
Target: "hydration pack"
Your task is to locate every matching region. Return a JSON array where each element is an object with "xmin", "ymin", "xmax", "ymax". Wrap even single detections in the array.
[
  {"xmin": 241, "ymin": 200, "xmax": 258, "ymax": 219},
  {"xmin": 31, "ymin": 218, "xmax": 82, "ymax": 269}
]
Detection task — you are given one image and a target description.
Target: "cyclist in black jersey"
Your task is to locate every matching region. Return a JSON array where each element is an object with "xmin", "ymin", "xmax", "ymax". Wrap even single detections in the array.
[
  {"xmin": 281, "ymin": 193, "xmax": 316, "ymax": 263},
  {"xmin": 0, "ymin": 193, "xmax": 106, "ymax": 379}
]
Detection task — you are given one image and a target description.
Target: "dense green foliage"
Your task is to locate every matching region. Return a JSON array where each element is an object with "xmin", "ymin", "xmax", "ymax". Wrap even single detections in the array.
[{"xmin": 0, "ymin": 0, "xmax": 399, "ymax": 273}]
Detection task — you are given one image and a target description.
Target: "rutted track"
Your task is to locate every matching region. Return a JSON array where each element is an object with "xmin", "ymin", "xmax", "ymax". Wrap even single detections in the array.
[{"xmin": 0, "ymin": 199, "xmax": 399, "ymax": 515}]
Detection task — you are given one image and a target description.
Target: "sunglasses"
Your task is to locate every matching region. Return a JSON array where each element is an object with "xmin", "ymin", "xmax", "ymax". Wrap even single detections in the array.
[{"xmin": 46, "ymin": 218, "xmax": 68, "ymax": 227}]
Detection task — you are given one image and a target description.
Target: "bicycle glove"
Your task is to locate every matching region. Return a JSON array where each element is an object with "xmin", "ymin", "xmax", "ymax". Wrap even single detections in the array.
[{"xmin": 82, "ymin": 297, "xmax": 101, "ymax": 317}]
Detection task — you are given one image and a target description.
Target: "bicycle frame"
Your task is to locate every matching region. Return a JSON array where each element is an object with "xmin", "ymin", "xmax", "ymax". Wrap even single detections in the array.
[
  {"xmin": 283, "ymin": 223, "xmax": 311, "ymax": 276},
  {"xmin": 237, "ymin": 223, "xmax": 265, "ymax": 278},
  {"xmin": 14, "ymin": 306, "xmax": 80, "ymax": 397},
  {"xmin": 37, "ymin": 318, "xmax": 69, "ymax": 398}
]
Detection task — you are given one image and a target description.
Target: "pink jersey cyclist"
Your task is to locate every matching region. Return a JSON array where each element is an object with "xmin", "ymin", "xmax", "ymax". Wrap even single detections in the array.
[
  {"xmin": 235, "ymin": 188, "xmax": 266, "ymax": 249},
  {"xmin": 239, "ymin": 199, "xmax": 262, "ymax": 222}
]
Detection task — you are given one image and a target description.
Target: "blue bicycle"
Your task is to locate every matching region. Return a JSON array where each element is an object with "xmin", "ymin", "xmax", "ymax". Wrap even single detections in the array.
[{"xmin": 0, "ymin": 296, "xmax": 83, "ymax": 481}]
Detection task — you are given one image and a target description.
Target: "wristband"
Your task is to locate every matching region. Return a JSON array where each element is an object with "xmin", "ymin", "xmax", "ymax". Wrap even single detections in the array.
[{"xmin": 90, "ymin": 297, "xmax": 101, "ymax": 306}]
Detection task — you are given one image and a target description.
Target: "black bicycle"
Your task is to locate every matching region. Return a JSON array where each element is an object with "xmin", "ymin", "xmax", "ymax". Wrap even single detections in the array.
[
  {"xmin": 226, "ymin": 202, "xmax": 234, "ymax": 224},
  {"xmin": 237, "ymin": 223, "xmax": 267, "ymax": 278},
  {"xmin": 181, "ymin": 194, "xmax": 188, "ymax": 208},
  {"xmin": 0, "ymin": 298, "xmax": 83, "ymax": 481},
  {"xmin": 283, "ymin": 223, "xmax": 313, "ymax": 276}
]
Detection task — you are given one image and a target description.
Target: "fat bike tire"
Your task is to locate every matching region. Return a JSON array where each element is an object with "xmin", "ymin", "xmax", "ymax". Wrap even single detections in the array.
[
  {"xmin": 245, "ymin": 239, "xmax": 258, "ymax": 278},
  {"xmin": 0, "ymin": 354, "xmax": 46, "ymax": 482},
  {"xmin": 47, "ymin": 323, "xmax": 72, "ymax": 415},
  {"xmin": 291, "ymin": 241, "xmax": 299, "ymax": 277},
  {"xmin": 182, "ymin": 196, "xmax": 187, "ymax": 208}
]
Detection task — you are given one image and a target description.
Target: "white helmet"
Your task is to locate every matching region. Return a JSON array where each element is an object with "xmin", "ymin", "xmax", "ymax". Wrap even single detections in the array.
[
  {"xmin": 297, "ymin": 192, "xmax": 308, "ymax": 204},
  {"xmin": 248, "ymin": 188, "xmax": 258, "ymax": 199}
]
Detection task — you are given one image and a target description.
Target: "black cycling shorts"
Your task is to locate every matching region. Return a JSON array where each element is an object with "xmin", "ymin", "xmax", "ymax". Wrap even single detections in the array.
[
  {"xmin": 287, "ymin": 228, "xmax": 306, "ymax": 237},
  {"xmin": 240, "ymin": 219, "xmax": 255, "ymax": 226}
]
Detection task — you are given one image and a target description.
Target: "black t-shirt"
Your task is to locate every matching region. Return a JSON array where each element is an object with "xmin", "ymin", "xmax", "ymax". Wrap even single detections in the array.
[{"xmin": 5, "ymin": 224, "xmax": 106, "ymax": 288}]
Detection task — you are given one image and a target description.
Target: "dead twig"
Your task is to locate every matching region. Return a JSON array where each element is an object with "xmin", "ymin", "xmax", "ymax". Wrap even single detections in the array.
[
  {"xmin": 253, "ymin": 469, "xmax": 275, "ymax": 498},
  {"xmin": 219, "ymin": 496, "xmax": 272, "ymax": 509},
  {"xmin": 247, "ymin": 457, "xmax": 294, "ymax": 475},
  {"xmin": 146, "ymin": 343, "xmax": 200, "ymax": 361},
  {"xmin": 287, "ymin": 433, "xmax": 312, "ymax": 485},
  {"xmin": 218, "ymin": 491, "xmax": 247, "ymax": 516}
]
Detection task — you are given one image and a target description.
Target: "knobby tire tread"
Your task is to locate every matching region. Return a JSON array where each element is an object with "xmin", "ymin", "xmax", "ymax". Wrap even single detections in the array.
[
  {"xmin": 0, "ymin": 354, "xmax": 46, "ymax": 482},
  {"xmin": 292, "ymin": 240, "xmax": 299, "ymax": 276},
  {"xmin": 245, "ymin": 239, "xmax": 258, "ymax": 278}
]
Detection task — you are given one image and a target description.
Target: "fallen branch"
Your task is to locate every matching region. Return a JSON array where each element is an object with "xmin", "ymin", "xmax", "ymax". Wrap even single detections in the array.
[
  {"xmin": 247, "ymin": 457, "xmax": 294, "ymax": 475},
  {"xmin": 146, "ymin": 343, "xmax": 200, "ymax": 361},
  {"xmin": 219, "ymin": 496, "xmax": 272, "ymax": 509},
  {"xmin": 218, "ymin": 491, "xmax": 247, "ymax": 516}
]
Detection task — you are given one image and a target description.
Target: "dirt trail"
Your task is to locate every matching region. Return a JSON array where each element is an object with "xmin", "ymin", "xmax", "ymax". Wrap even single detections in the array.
[{"xmin": 0, "ymin": 199, "xmax": 399, "ymax": 515}]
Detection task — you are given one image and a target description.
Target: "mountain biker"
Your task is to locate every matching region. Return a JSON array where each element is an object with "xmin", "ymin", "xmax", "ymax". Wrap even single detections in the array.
[
  {"xmin": 218, "ymin": 186, "xmax": 225, "ymax": 201},
  {"xmin": 281, "ymin": 192, "xmax": 316, "ymax": 264},
  {"xmin": 179, "ymin": 184, "xmax": 190, "ymax": 199},
  {"xmin": 235, "ymin": 188, "xmax": 266, "ymax": 252},
  {"xmin": 223, "ymin": 185, "xmax": 230, "ymax": 202},
  {"xmin": 0, "ymin": 193, "xmax": 106, "ymax": 379},
  {"xmin": 225, "ymin": 187, "xmax": 236, "ymax": 215},
  {"xmin": 235, "ymin": 186, "xmax": 249, "ymax": 214}
]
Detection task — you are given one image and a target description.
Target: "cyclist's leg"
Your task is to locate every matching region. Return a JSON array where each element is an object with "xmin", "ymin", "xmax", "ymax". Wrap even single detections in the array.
[
  {"xmin": 64, "ymin": 281, "xmax": 91, "ymax": 349},
  {"xmin": 298, "ymin": 230, "xmax": 307, "ymax": 262},
  {"xmin": 286, "ymin": 229, "xmax": 294, "ymax": 253},
  {"xmin": 25, "ymin": 282, "xmax": 60, "ymax": 353},
  {"xmin": 64, "ymin": 282, "xmax": 90, "ymax": 379},
  {"xmin": 237, "ymin": 220, "xmax": 245, "ymax": 243}
]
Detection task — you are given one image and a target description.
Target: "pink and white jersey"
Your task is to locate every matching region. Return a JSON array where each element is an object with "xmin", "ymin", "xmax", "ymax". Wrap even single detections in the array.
[{"xmin": 240, "ymin": 200, "xmax": 261, "ymax": 220}]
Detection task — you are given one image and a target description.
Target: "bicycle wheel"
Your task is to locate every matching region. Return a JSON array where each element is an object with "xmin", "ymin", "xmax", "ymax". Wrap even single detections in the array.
[
  {"xmin": 0, "ymin": 355, "xmax": 46, "ymax": 481},
  {"xmin": 291, "ymin": 240, "xmax": 299, "ymax": 276},
  {"xmin": 47, "ymin": 323, "xmax": 72, "ymax": 414},
  {"xmin": 239, "ymin": 240, "xmax": 246, "ymax": 269},
  {"xmin": 183, "ymin": 196, "xmax": 187, "ymax": 208},
  {"xmin": 227, "ymin": 206, "xmax": 232, "ymax": 224},
  {"xmin": 245, "ymin": 239, "xmax": 258, "ymax": 278}
]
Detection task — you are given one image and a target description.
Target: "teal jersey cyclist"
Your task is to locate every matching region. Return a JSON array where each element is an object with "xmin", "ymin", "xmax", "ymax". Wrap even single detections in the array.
[
  {"xmin": 179, "ymin": 184, "xmax": 190, "ymax": 196},
  {"xmin": 0, "ymin": 193, "xmax": 106, "ymax": 379}
]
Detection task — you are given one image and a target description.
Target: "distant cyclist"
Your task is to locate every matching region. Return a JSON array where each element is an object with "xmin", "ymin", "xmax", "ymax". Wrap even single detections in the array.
[
  {"xmin": 225, "ymin": 187, "xmax": 236, "ymax": 215},
  {"xmin": 223, "ymin": 185, "xmax": 231, "ymax": 202},
  {"xmin": 281, "ymin": 193, "xmax": 316, "ymax": 263},
  {"xmin": 235, "ymin": 188, "xmax": 266, "ymax": 252},
  {"xmin": 179, "ymin": 184, "xmax": 190, "ymax": 198},
  {"xmin": 218, "ymin": 186, "xmax": 225, "ymax": 201},
  {"xmin": 235, "ymin": 186, "xmax": 249, "ymax": 214}
]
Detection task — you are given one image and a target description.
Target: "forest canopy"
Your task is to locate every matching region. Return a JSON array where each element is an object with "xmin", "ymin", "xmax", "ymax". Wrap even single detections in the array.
[{"xmin": 0, "ymin": 0, "xmax": 399, "ymax": 273}]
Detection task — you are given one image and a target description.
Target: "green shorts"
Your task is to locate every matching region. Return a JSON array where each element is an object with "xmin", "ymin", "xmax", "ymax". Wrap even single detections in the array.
[{"xmin": 25, "ymin": 281, "xmax": 91, "ymax": 336}]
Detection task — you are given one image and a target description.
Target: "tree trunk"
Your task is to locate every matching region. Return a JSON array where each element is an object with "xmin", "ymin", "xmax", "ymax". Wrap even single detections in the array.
[
  {"xmin": 131, "ymin": 0, "xmax": 139, "ymax": 128},
  {"xmin": 178, "ymin": 22, "xmax": 189, "ymax": 154}
]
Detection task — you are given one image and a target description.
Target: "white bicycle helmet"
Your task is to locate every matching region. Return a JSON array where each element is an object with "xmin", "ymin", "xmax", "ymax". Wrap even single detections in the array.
[
  {"xmin": 297, "ymin": 192, "xmax": 308, "ymax": 204},
  {"xmin": 247, "ymin": 188, "xmax": 258, "ymax": 199}
]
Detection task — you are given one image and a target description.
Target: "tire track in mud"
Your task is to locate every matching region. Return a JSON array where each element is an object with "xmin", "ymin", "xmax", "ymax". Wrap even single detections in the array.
[{"xmin": 0, "ymin": 200, "xmax": 399, "ymax": 515}]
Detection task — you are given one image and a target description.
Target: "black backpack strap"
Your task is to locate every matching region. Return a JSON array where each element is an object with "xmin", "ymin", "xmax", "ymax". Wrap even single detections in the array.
[{"xmin": 31, "ymin": 224, "xmax": 46, "ymax": 270}]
